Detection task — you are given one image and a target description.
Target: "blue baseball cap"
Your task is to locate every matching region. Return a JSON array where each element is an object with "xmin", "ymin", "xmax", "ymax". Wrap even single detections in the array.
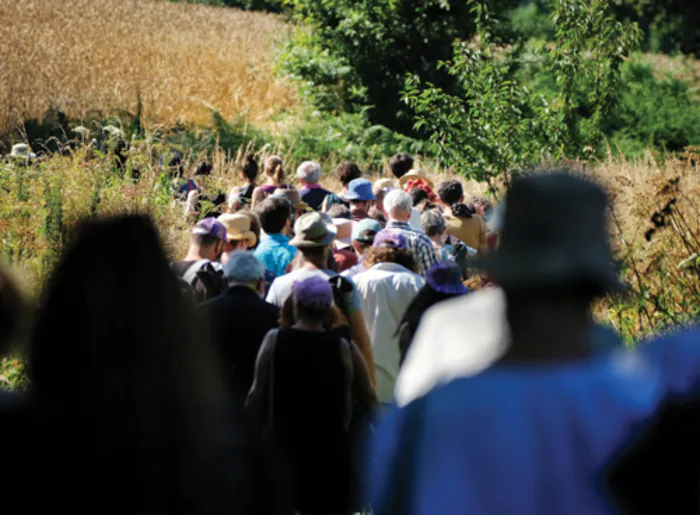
[
  {"xmin": 343, "ymin": 178, "xmax": 376, "ymax": 201},
  {"xmin": 351, "ymin": 218, "xmax": 383, "ymax": 243}
]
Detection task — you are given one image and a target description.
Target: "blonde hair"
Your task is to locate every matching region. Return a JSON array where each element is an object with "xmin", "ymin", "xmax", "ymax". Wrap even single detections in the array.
[{"xmin": 264, "ymin": 155, "xmax": 285, "ymax": 184}]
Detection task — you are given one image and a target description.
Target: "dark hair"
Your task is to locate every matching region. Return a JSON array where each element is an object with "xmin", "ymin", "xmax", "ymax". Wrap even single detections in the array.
[
  {"xmin": 239, "ymin": 209, "xmax": 261, "ymax": 249},
  {"xmin": 364, "ymin": 246, "xmax": 417, "ymax": 272},
  {"xmin": 166, "ymin": 152, "xmax": 184, "ymax": 178},
  {"xmin": 326, "ymin": 204, "xmax": 352, "ymax": 220},
  {"xmin": 389, "ymin": 153, "xmax": 413, "ymax": 179},
  {"xmin": 255, "ymin": 197, "xmax": 291, "ymax": 234},
  {"xmin": 408, "ymin": 187, "xmax": 429, "ymax": 207},
  {"xmin": 396, "ymin": 284, "xmax": 456, "ymax": 363},
  {"xmin": 194, "ymin": 161, "xmax": 213, "ymax": 177},
  {"xmin": 192, "ymin": 233, "xmax": 222, "ymax": 249},
  {"xmin": 0, "ymin": 267, "xmax": 23, "ymax": 356},
  {"xmin": 437, "ymin": 180, "xmax": 464, "ymax": 206},
  {"xmin": 299, "ymin": 246, "xmax": 328, "ymax": 261},
  {"xmin": 367, "ymin": 207, "xmax": 387, "ymax": 226},
  {"xmin": 28, "ymin": 215, "xmax": 237, "ymax": 514},
  {"xmin": 241, "ymin": 153, "xmax": 259, "ymax": 183},
  {"xmin": 335, "ymin": 161, "xmax": 363, "ymax": 186}
]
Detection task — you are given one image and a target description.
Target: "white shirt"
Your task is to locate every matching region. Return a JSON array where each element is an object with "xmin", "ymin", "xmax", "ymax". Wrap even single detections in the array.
[
  {"xmin": 394, "ymin": 286, "xmax": 508, "ymax": 406},
  {"xmin": 353, "ymin": 262, "xmax": 425, "ymax": 403}
]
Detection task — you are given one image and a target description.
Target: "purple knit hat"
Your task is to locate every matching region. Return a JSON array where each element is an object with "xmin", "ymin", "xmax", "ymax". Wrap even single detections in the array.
[
  {"xmin": 192, "ymin": 217, "xmax": 228, "ymax": 242},
  {"xmin": 372, "ymin": 229, "xmax": 408, "ymax": 249},
  {"xmin": 427, "ymin": 261, "xmax": 468, "ymax": 295},
  {"xmin": 293, "ymin": 276, "xmax": 333, "ymax": 309}
]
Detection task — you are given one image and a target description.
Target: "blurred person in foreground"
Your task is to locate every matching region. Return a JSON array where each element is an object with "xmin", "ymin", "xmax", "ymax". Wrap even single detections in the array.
[
  {"xmin": 341, "ymin": 218, "xmax": 383, "ymax": 279},
  {"xmin": 354, "ymin": 230, "xmax": 424, "ymax": 406},
  {"xmin": 200, "ymin": 251, "xmax": 279, "ymax": 403},
  {"xmin": 437, "ymin": 179, "xmax": 489, "ymax": 256},
  {"xmin": 266, "ymin": 212, "xmax": 375, "ymax": 385},
  {"xmin": 20, "ymin": 216, "xmax": 274, "ymax": 515},
  {"xmin": 368, "ymin": 171, "xmax": 659, "ymax": 515},
  {"xmin": 173, "ymin": 217, "xmax": 228, "ymax": 302},
  {"xmin": 297, "ymin": 161, "xmax": 330, "ymax": 211},
  {"xmin": 396, "ymin": 261, "xmax": 468, "ymax": 366},
  {"xmin": 383, "ymin": 190, "xmax": 438, "ymax": 277},
  {"xmin": 247, "ymin": 276, "xmax": 377, "ymax": 515}
]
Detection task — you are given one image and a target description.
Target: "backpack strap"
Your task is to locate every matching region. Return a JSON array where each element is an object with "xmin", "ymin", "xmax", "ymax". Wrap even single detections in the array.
[{"xmin": 181, "ymin": 259, "xmax": 211, "ymax": 285}]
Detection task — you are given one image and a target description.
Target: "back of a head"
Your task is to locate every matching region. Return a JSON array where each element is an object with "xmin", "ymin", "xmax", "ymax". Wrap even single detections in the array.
[
  {"xmin": 241, "ymin": 153, "xmax": 259, "ymax": 182},
  {"xmin": 335, "ymin": 161, "xmax": 363, "ymax": 187},
  {"xmin": 223, "ymin": 251, "xmax": 264, "ymax": 286},
  {"xmin": 264, "ymin": 155, "xmax": 284, "ymax": 183},
  {"xmin": 296, "ymin": 161, "xmax": 322, "ymax": 185},
  {"xmin": 255, "ymin": 196, "xmax": 290, "ymax": 234},
  {"xmin": 409, "ymin": 187, "xmax": 429, "ymax": 207},
  {"xmin": 421, "ymin": 209, "xmax": 446, "ymax": 237},
  {"xmin": 389, "ymin": 153, "xmax": 414, "ymax": 179},
  {"xmin": 29, "ymin": 215, "xmax": 235, "ymax": 513},
  {"xmin": 437, "ymin": 179, "xmax": 464, "ymax": 206},
  {"xmin": 384, "ymin": 189, "xmax": 413, "ymax": 218},
  {"xmin": 326, "ymin": 203, "xmax": 352, "ymax": 220}
]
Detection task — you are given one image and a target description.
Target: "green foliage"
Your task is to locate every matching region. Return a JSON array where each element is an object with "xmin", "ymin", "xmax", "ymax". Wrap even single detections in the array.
[
  {"xmin": 403, "ymin": 0, "xmax": 643, "ymax": 182},
  {"xmin": 280, "ymin": 0, "xmax": 520, "ymax": 134},
  {"xmin": 41, "ymin": 178, "xmax": 65, "ymax": 274}
]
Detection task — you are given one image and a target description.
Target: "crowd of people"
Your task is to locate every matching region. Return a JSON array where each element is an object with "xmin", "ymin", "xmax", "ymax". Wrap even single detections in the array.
[{"xmin": 2, "ymin": 147, "xmax": 700, "ymax": 514}]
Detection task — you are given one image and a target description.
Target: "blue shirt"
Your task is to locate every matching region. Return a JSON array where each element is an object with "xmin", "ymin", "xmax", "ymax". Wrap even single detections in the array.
[
  {"xmin": 254, "ymin": 233, "xmax": 297, "ymax": 277},
  {"xmin": 368, "ymin": 354, "xmax": 664, "ymax": 515}
]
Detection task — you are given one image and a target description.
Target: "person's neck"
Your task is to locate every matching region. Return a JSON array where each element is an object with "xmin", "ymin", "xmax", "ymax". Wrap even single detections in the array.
[
  {"xmin": 267, "ymin": 178, "xmax": 281, "ymax": 186},
  {"xmin": 429, "ymin": 237, "xmax": 442, "ymax": 248},
  {"xmin": 229, "ymin": 282, "xmax": 258, "ymax": 293},
  {"xmin": 300, "ymin": 254, "xmax": 326, "ymax": 271},
  {"xmin": 390, "ymin": 216, "xmax": 410, "ymax": 224},
  {"xmin": 185, "ymin": 247, "xmax": 215, "ymax": 262},
  {"xmin": 500, "ymin": 294, "xmax": 594, "ymax": 365},
  {"xmin": 293, "ymin": 320, "xmax": 325, "ymax": 332}
]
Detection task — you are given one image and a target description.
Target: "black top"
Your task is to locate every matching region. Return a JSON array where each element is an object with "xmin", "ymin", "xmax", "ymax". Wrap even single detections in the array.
[
  {"xmin": 201, "ymin": 286, "xmax": 279, "ymax": 399},
  {"xmin": 246, "ymin": 328, "xmax": 377, "ymax": 513},
  {"xmin": 300, "ymin": 187, "xmax": 331, "ymax": 211},
  {"xmin": 239, "ymin": 183, "xmax": 255, "ymax": 200}
]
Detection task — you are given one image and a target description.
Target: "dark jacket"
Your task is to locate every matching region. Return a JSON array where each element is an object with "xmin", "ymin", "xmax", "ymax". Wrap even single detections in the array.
[{"xmin": 202, "ymin": 286, "xmax": 280, "ymax": 400}]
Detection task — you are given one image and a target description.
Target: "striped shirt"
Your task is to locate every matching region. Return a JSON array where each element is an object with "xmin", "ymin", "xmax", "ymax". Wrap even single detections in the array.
[{"xmin": 385, "ymin": 221, "xmax": 438, "ymax": 277}]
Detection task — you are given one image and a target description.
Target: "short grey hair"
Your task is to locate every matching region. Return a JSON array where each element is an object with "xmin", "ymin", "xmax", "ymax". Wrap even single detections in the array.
[
  {"xmin": 384, "ymin": 189, "xmax": 413, "ymax": 216},
  {"xmin": 296, "ymin": 161, "xmax": 322, "ymax": 184},
  {"xmin": 421, "ymin": 209, "xmax": 446, "ymax": 237},
  {"xmin": 222, "ymin": 251, "xmax": 265, "ymax": 285}
]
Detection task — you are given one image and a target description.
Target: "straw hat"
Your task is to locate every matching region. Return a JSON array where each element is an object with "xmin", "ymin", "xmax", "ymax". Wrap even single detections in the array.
[
  {"xmin": 272, "ymin": 188, "xmax": 310, "ymax": 212},
  {"xmin": 333, "ymin": 218, "xmax": 354, "ymax": 248},
  {"xmin": 398, "ymin": 169, "xmax": 434, "ymax": 189},
  {"xmin": 217, "ymin": 213, "xmax": 257, "ymax": 247},
  {"xmin": 373, "ymin": 178, "xmax": 397, "ymax": 195}
]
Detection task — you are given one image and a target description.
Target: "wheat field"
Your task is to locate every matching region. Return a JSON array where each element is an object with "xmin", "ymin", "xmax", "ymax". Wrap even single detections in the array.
[{"xmin": 0, "ymin": 0, "xmax": 296, "ymax": 138}]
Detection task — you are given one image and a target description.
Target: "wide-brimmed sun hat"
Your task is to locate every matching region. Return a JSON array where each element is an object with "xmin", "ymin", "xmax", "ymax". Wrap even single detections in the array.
[
  {"xmin": 398, "ymin": 169, "xmax": 434, "ymax": 189},
  {"xmin": 343, "ymin": 178, "xmax": 376, "ymax": 201},
  {"xmin": 217, "ymin": 213, "xmax": 257, "ymax": 247},
  {"xmin": 476, "ymin": 171, "xmax": 624, "ymax": 294},
  {"xmin": 333, "ymin": 218, "xmax": 354, "ymax": 248},
  {"xmin": 290, "ymin": 212, "xmax": 337, "ymax": 248}
]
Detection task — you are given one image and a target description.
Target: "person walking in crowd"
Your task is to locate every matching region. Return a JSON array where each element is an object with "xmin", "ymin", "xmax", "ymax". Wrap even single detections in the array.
[
  {"xmin": 266, "ymin": 211, "xmax": 375, "ymax": 384},
  {"xmin": 229, "ymin": 153, "xmax": 259, "ymax": 203},
  {"xmin": 420, "ymin": 208, "xmax": 454, "ymax": 261},
  {"xmin": 382, "ymin": 189, "xmax": 438, "ymax": 276},
  {"xmin": 272, "ymin": 188, "xmax": 309, "ymax": 221},
  {"xmin": 297, "ymin": 161, "xmax": 330, "ymax": 211},
  {"xmin": 247, "ymin": 276, "xmax": 377, "ymax": 515},
  {"xmin": 367, "ymin": 171, "xmax": 663, "ymax": 515},
  {"xmin": 19, "ymin": 215, "xmax": 273, "ymax": 515},
  {"xmin": 354, "ymin": 230, "xmax": 425, "ymax": 405},
  {"xmin": 217, "ymin": 213, "xmax": 258, "ymax": 265},
  {"xmin": 372, "ymin": 178, "xmax": 396, "ymax": 219},
  {"xmin": 254, "ymin": 197, "xmax": 297, "ymax": 277},
  {"xmin": 323, "ymin": 161, "xmax": 363, "ymax": 211},
  {"xmin": 342, "ymin": 218, "xmax": 383, "ymax": 279},
  {"xmin": 332, "ymin": 218, "xmax": 358, "ymax": 273},
  {"xmin": 396, "ymin": 261, "xmax": 468, "ymax": 366},
  {"xmin": 388, "ymin": 152, "xmax": 413, "ymax": 181},
  {"xmin": 343, "ymin": 178, "xmax": 375, "ymax": 221},
  {"xmin": 201, "ymin": 251, "xmax": 279, "ymax": 402},
  {"xmin": 438, "ymin": 179, "xmax": 489, "ymax": 255},
  {"xmin": 251, "ymin": 155, "xmax": 288, "ymax": 208},
  {"xmin": 172, "ymin": 217, "xmax": 228, "ymax": 302}
]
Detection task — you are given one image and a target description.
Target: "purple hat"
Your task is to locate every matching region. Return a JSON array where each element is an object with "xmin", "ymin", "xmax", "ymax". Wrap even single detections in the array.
[
  {"xmin": 427, "ymin": 261, "xmax": 468, "ymax": 295},
  {"xmin": 344, "ymin": 178, "xmax": 376, "ymax": 201},
  {"xmin": 192, "ymin": 217, "xmax": 228, "ymax": 242},
  {"xmin": 373, "ymin": 229, "xmax": 408, "ymax": 250},
  {"xmin": 293, "ymin": 276, "xmax": 334, "ymax": 309}
]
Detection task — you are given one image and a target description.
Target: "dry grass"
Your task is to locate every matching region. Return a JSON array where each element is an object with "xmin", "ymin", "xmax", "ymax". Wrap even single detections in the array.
[{"xmin": 0, "ymin": 0, "xmax": 296, "ymax": 139}]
